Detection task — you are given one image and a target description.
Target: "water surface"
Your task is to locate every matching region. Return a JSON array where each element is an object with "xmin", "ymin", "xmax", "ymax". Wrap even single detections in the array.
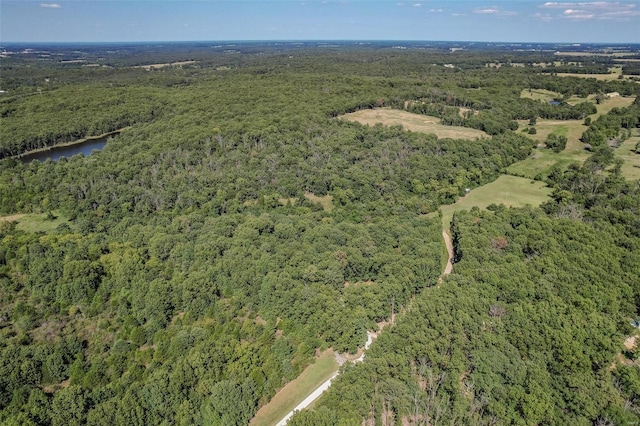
[{"xmin": 19, "ymin": 134, "xmax": 115, "ymax": 163}]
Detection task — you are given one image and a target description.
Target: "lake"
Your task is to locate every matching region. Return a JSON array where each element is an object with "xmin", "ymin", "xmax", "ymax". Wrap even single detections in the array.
[{"xmin": 19, "ymin": 132, "xmax": 118, "ymax": 163}]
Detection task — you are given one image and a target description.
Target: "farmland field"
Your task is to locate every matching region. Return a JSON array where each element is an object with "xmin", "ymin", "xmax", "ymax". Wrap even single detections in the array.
[{"xmin": 340, "ymin": 108, "xmax": 488, "ymax": 140}]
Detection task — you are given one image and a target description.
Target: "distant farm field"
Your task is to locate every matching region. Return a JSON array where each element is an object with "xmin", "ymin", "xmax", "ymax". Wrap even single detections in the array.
[
  {"xmin": 508, "ymin": 96, "xmax": 636, "ymax": 179},
  {"xmin": 340, "ymin": 108, "xmax": 488, "ymax": 140},
  {"xmin": 556, "ymin": 71, "xmax": 637, "ymax": 82},
  {"xmin": 520, "ymin": 88, "xmax": 562, "ymax": 102},
  {"xmin": 433, "ymin": 175, "xmax": 552, "ymax": 229}
]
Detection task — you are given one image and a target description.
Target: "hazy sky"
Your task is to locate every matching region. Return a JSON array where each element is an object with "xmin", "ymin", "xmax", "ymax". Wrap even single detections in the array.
[{"xmin": 2, "ymin": 1, "xmax": 639, "ymax": 44}]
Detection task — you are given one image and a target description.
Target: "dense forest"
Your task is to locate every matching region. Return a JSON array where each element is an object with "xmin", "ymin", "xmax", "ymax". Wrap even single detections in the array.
[{"xmin": 1, "ymin": 42, "xmax": 639, "ymax": 425}]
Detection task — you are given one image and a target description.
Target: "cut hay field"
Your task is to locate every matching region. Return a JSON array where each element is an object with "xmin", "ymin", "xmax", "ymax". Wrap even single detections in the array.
[
  {"xmin": 432, "ymin": 175, "xmax": 552, "ymax": 230},
  {"xmin": 250, "ymin": 350, "xmax": 338, "ymax": 426},
  {"xmin": 340, "ymin": 108, "xmax": 488, "ymax": 140}
]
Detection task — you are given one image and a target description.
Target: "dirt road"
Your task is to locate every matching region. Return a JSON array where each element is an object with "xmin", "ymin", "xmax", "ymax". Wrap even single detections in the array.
[
  {"xmin": 442, "ymin": 229, "xmax": 454, "ymax": 276},
  {"xmin": 276, "ymin": 332, "xmax": 373, "ymax": 425}
]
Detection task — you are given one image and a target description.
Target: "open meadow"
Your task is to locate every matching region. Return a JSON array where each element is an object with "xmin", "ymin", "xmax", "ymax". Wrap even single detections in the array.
[
  {"xmin": 508, "ymin": 95, "xmax": 637, "ymax": 179},
  {"xmin": 616, "ymin": 136, "xmax": 640, "ymax": 181},
  {"xmin": 339, "ymin": 108, "xmax": 488, "ymax": 140},
  {"xmin": 0, "ymin": 211, "xmax": 71, "ymax": 233},
  {"xmin": 430, "ymin": 175, "xmax": 552, "ymax": 229}
]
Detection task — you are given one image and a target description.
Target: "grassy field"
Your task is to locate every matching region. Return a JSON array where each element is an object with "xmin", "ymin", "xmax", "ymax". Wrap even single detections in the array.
[
  {"xmin": 507, "ymin": 96, "xmax": 636, "ymax": 179},
  {"xmin": 431, "ymin": 175, "xmax": 552, "ymax": 229},
  {"xmin": 592, "ymin": 96, "xmax": 636, "ymax": 119},
  {"xmin": 508, "ymin": 118, "xmax": 589, "ymax": 179},
  {"xmin": 554, "ymin": 52, "xmax": 638, "ymax": 58},
  {"xmin": 0, "ymin": 211, "xmax": 71, "ymax": 233},
  {"xmin": 520, "ymin": 88, "xmax": 562, "ymax": 102},
  {"xmin": 304, "ymin": 192, "xmax": 334, "ymax": 212},
  {"xmin": 616, "ymin": 136, "xmax": 640, "ymax": 181},
  {"xmin": 250, "ymin": 350, "xmax": 338, "ymax": 426},
  {"xmin": 340, "ymin": 108, "xmax": 488, "ymax": 140},
  {"xmin": 556, "ymin": 70, "xmax": 638, "ymax": 82}
]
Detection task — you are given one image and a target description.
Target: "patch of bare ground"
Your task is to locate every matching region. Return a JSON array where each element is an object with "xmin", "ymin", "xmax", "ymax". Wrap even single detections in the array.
[
  {"xmin": 459, "ymin": 369, "xmax": 473, "ymax": 399},
  {"xmin": 339, "ymin": 108, "xmax": 488, "ymax": 140},
  {"xmin": 304, "ymin": 192, "xmax": 333, "ymax": 212},
  {"xmin": 625, "ymin": 336, "xmax": 637, "ymax": 351},
  {"xmin": 610, "ymin": 335, "xmax": 638, "ymax": 370},
  {"xmin": 0, "ymin": 214, "xmax": 25, "ymax": 222},
  {"xmin": 278, "ymin": 197, "xmax": 297, "ymax": 206},
  {"xmin": 29, "ymin": 318, "xmax": 67, "ymax": 343},
  {"xmin": 402, "ymin": 415, "xmax": 427, "ymax": 425},
  {"xmin": 43, "ymin": 378, "xmax": 70, "ymax": 394},
  {"xmin": 458, "ymin": 107, "xmax": 477, "ymax": 118}
]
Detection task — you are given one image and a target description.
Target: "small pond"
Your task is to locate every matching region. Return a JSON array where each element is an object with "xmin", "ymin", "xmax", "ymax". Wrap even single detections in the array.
[{"xmin": 19, "ymin": 132, "xmax": 118, "ymax": 163}]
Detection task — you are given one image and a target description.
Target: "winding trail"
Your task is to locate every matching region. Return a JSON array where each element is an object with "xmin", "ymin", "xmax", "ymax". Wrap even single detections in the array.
[
  {"xmin": 275, "ymin": 230, "xmax": 453, "ymax": 425},
  {"xmin": 442, "ymin": 229, "xmax": 454, "ymax": 276},
  {"xmin": 275, "ymin": 333, "xmax": 373, "ymax": 426}
]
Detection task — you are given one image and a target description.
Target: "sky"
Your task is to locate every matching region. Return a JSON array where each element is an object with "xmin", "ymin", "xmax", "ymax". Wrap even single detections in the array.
[{"xmin": 1, "ymin": 0, "xmax": 639, "ymax": 44}]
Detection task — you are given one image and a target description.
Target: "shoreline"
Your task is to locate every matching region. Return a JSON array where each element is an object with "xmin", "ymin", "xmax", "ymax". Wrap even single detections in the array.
[{"xmin": 11, "ymin": 127, "xmax": 128, "ymax": 160}]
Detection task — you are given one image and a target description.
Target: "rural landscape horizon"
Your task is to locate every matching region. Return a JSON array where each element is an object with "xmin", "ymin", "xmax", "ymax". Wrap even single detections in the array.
[
  {"xmin": 2, "ymin": 1, "xmax": 640, "ymax": 425},
  {"xmin": 2, "ymin": 0, "xmax": 640, "ymax": 44}
]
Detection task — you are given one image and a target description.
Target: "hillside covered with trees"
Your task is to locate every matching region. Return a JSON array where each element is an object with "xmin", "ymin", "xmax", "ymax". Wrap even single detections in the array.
[{"xmin": 1, "ymin": 42, "xmax": 639, "ymax": 425}]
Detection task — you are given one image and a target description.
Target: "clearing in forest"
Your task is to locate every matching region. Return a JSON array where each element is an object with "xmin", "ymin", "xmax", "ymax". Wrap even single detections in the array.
[
  {"xmin": 507, "ymin": 118, "xmax": 590, "ymax": 179},
  {"xmin": 507, "ymin": 96, "xmax": 637, "ymax": 179},
  {"xmin": 304, "ymin": 192, "xmax": 334, "ymax": 212},
  {"xmin": 432, "ymin": 175, "xmax": 552, "ymax": 230},
  {"xmin": 0, "ymin": 211, "xmax": 71, "ymax": 233},
  {"xmin": 616, "ymin": 136, "xmax": 640, "ymax": 181},
  {"xmin": 132, "ymin": 61, "xmax": 196, "ymax": 70},
  {"xmin": 0, "ymin": 214, "xmax": 26, "ymax": 223},
  {"xmin": 340, "ymin": 108, "xmax": 488, "ymax": 140},
  {"xmin": 592, "ymin": 95, "xmax": 636, "ymax": 118},
  {"xmin": 520, "ymin": 88, "xmax": 563, "ymax": 102},
  {"xmin": 250, "ymin": 350, "xmax": 338, "ymax": 426}
]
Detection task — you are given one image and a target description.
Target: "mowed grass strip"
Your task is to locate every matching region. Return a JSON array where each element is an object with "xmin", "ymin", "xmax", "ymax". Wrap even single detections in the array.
[
  {"xmin": 0, "ymin": 211, "xmax": 71, "ymax": 233},
  {"xmin": 616, "ymin": 136, "xmax": 640, "ymax": 181},
  {"xmin": 432, "ymin": 175, "xmax": 552, "ymax": 229},
  {"xmin": 250, "ymin": 350, "xmax": 338, "ymax": 426},
  {"xmin": 340, "ymin": 108, "xmax": 488, "ymax": 140}
]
